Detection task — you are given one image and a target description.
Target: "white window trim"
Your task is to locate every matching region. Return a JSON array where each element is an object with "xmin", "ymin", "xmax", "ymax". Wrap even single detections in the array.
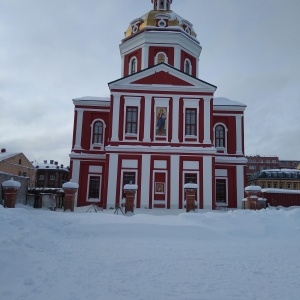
[
  {"xmin": 123, "ymin": 97, "xmax": 141, "ymax": 139},
  {"xmin": 86, "ymin": 174, "xmax": 102, "ymax": 203},
  {"xmin": 90, "ymin": 119, "xmax": 106, "ymax": 150},
  {"xmin": 129, "ymin": 56, "xmax": 138, "ymax": 75},
  {"xmin": 213, "ymin": 123, "xmax": 228, "ymax": 153},
  {"xmin": 184, "ymin": 58, "xmax": 192, "ymax": 75},
  {"xmin": 215, "ymin": 177, "xmax": 228, "ymax": 205},
  {"xmin": 155, "ymin": 52, "xmax": 168, "ymax": 65},
  {"xmin": 183, "ymin": 99, "xmax": 199, "ymax": 142},
  {"xmin": 120, "ymin": 169, "xmax": 138, "ymax": 204},
  {"xmin": 182, "ymin": 171, "xmax": 200, "ymax": 209}
]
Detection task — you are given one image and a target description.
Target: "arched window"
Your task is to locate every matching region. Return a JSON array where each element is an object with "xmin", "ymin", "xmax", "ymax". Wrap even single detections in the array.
[
  {"xmin": 155, "ymin": 52, "xmax": 168, "ymax": 65},
  {"xmin": 184, "ymin": 59, "xmax": 192, "ymax": 75},
  {"xmin": 93, "ymin": 121, "xmax": 103, "ymax": 144},
  {"xmin": 215, "ymin": 125, "xmax": 225, "ymax": 148},
  {"xmin": 129, "ymin": 57, "xmax": 137, "ymax": 75}
]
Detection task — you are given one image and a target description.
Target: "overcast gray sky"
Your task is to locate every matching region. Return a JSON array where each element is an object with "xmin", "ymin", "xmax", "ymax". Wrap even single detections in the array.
[{"xmin": 1, "ymin": 0, "xmax": 300, "ymax": 167}]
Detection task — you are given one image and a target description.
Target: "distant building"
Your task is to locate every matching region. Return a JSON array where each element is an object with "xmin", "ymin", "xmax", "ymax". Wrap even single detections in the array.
[
  {"xmin": 34, "ymin": 160, "xmax": 69, "ymax": 189},
  {"xmin": 247, "ymin": 169, "xmax": 300, "ymax": 190},
  {"xmin": 0, "ymin": 148, "xmax": 36, "ymax": 187},
  {"xmin": 279, "ymin": 160, "xmax": 300, "ymax": 169},
  {"xmin": 246, "ymin": 155, "xmax": 279, "ymax": 177}
]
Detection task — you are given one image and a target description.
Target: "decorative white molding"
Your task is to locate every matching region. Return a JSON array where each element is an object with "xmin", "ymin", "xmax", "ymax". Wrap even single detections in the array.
[{"xmin": 73, "ymin": 109, "xmax": 84, "ymax": 150}]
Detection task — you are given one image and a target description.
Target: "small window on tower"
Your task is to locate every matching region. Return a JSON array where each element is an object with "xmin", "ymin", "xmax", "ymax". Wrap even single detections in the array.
[
  {"xmin": 184, "ymin": 59, "xmax": 192, "ymax": 75},
  {"xmin": 155, "ymin": 52, "xmax": 167, "ymax": 65},
  {"xmin": 130, "ymin": 57, "xmax": 137, "ymax": 74}
]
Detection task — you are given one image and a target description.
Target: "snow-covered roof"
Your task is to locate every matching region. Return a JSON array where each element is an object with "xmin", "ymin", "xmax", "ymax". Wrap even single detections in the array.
[
  {"xmin": 249, "ymin": 169, "xmax": 300, "ymax": 180},
  {"xmin": 34, "ymin": 161, "xmax": 69, "ymax": 171},
  {"xmin": 0, "ymin": 152, "xmax": 19, "ymax": 162},
  {"xmin": 262, "ymin": 188, "xmax": 300, "ymax": 195},
  {"xmin": 213, "ymin": 97, "xmax": 246, "ymax": 107},
  {"xmin": 72, "ymin": 96, "xmax": 110, "ymax": 102},
  {"xmin": 184, "ymin": 183, "xmax": 199, "ymax": 189},
  {"xmin": 2, "ymin": 178, "xmax": 21, "ymax": 188},
  {"xmin": 245, "ymin": 186, "xmax": 262, "ymax": 192}
]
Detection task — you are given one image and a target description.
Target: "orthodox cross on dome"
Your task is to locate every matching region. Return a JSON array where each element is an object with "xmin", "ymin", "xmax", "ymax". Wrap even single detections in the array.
[{"xmin": 151, "ymin": 0, "xmax": 172, "ymax": 11}]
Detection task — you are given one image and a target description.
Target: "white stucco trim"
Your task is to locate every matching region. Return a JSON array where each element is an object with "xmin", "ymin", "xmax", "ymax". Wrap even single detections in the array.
[
  {"xmin": 71, "ymin": 159, "xmax": 80, "ymax": 207},
  {"xmin": 73, "ymin": 109, "xmax": 84, "ymax": 150},
  {"xmin": 202, "ymin": 156, "xmax": 213, "ymax": 210},
  {"xmin": 203, "ymin": 97, "xmax": 212, "ymax": 144},
  {"xmin": 111, "ymin": 94, "xmax": 121, "ymax": 142},
  {"xmin": 171, "ymin": 95, "xmax": 180, "ymax": 142},
  {"xmin": 141, "ymin": 155, "xmax": 151, "ymax": 208},
  {"xmin": 170, "ymin": 155, "xmax": 180, "ymax": 208},
  {"xmin": 236, "ymin": 115, "xmax": 243, "ymax": 155},
  {"xmin": 106, "ymin": 154, "xmax": 118, "ymax": 209},
  {"xmin": 236, "ymin": 165, "xmax": 245, "ymax": 209}
]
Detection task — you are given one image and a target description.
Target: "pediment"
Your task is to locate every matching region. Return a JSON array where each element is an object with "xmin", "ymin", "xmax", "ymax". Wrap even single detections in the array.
[
  {"xmin": 108, "ymin": 63, "xmax": 217, "ymax": 93},
  {"xmin": 132, "ymin": 71, "xmax": 193, "ymax": 86}
]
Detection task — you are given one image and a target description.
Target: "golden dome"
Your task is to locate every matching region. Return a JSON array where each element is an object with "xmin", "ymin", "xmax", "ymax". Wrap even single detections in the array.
[{"xmin": 124, "ymin": 10, "xmax": 197, "ymax": 39}]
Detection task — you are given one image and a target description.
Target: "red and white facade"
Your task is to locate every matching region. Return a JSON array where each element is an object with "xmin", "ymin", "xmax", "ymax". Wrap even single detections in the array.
[{"xmin": 69, "ymin": 0, "xmax": 247, "ymax": 210}]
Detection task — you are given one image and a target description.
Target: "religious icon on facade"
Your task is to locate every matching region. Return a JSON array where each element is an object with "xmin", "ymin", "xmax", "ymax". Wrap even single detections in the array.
[
  {"xmin": 156, "ymin": 107, "xmax": 167, "ymax": 136},
  {"xmin": 155, "ymin": 182, "xmax": 165, "ymax": 194}
]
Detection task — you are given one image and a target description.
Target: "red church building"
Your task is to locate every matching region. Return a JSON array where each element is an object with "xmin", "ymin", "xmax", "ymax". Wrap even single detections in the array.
[{"xmin": 69, "ymin": 0, "xmax": 247, "ymax": 210}]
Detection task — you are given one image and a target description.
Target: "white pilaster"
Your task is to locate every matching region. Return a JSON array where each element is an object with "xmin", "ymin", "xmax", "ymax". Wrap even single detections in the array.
[
  {"xmin": 236, "ymin": 165, "xmax": 245, "ymax": 209},
  {"xmin": 73, "ymin": 109, "xmax": 84, "ymax": 150},
  {"xmin": 174, "ymin": 46, "xmax": 181, "ymax": 70},
  {"xmin": 236, "ymin": 115, "xmax": 243, "ymax": 155},
  {"xmin": 171, "ymin": 96, "xmax": 180, "ymax": 143},
  {"xmin": 143, "ymin": 94, "xmax": 152, "ymax": 142},
  {"xmin": 170, "ymin": 155, "xmax": 180, "ymax": 208},
  {"xmin": 121, "ymin": 54, "xmax": 125, "ymax": 77},
  {"xmin": 107, "ymin": 154, "xmax": 119, "ymax": 208},
  {"xmin": 111, "ymin": 94, "xmax": 120, "ymax": 142},
  {"xmin": 71, "ymin": 159, "xmax": 80, "ymax": 207},
  {"xmin": 141, "ymin": 154, "xmax": 151, "ymax": 208},
  {"xmin": 203, "ymin": 97, "xmax": 211, "ymax": 144},
  {"xmin": 203, "ymin": 156, "xmax": 213, "ymax": 210},
  {"xmin": 142, "ymin": 45, "xmax": 149, "ymax": 70}
]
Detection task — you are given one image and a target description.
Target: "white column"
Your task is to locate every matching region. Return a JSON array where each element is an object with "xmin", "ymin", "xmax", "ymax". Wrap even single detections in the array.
[
  {"xmin": 171, "ymin": 96, "xmax": 180, "ymax": 143},
  {"xmin": 141, "ymin": 155, "xmax": 151, "ymax": 208},
  {"xmin": 121, "ymin": 54, "xmax": 125, "ymax": 77},
  {"xmin": 111, "ymin": 94, "xmax": 120, "ymax": 142},
  {"xmin": 236, "ymin": 115, "xmax": 243, "ymax": 155},
  {"xmin": 73, "ymin": 109, "xmax": 84, "ymax": 150},
  {"xmin": 203, "ymin": 156, "xmax": 213, "ymax": 210},
  {"xmin": 143, "ymin": 94, "xmax": 152, "ymax": 142},
  {"xmin": 142, "ymin": 45, "xmax": 149, "ymax": 70},
  {"xmin": 106, "ymin": 153, "xmax": 119, "ymax": 208},
  {"xmin": 71, "ymin": 159, "xmax": 80, "ymax": 207},
  {"xmin": 170, "ymin": 155, "xmax": 180, "ymax": 208},
  {"xmin": 236, "ymin": 165, "xmax": 245, "ymax": 209},
  {"xmin": 174, "ymin": 46, "xmax": 181, "ymax": 70},
  {"xmin": 203, "ymin": 97, "xmax": 211, "ymax": 144}
]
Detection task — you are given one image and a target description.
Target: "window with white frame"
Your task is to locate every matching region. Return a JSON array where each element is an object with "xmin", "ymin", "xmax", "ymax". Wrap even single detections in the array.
[
  {"xmin": 216, "ymin": 179, "xmax": 227, "ymax": 204},
  {"xmin": 129, "ymin": 57, "xmax": 137, "ymax": 75},
  {"xmin": 126, "ymin": 107, "xmax": 138, "ymax": 134},
  {"xmin": 185, "ymin": 108, "xmax": 197, "ymax": 136},
  {"xmin": 155, "ymin": 52, "xmax": 168, "ymax": 64},
  {"xmin": 88, "ymin": 176, "xmax": 101, "ymax": 201},
  {"xmin": 92, "ymin": 121, "xmax": 104, "ymax": 144},
  {"xmin": 184, "ymin": 59, "xmax": 192, "ymax": 75},
  {"xmin": 215, "ymin": 124, "xmax": 226, "ymax": 148}
]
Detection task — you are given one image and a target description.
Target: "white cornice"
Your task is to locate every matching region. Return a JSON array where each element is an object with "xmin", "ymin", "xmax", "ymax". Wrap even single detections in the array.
[
  {"xmin": 72, "ymin": 99, "xmax": 110, "ymax": 107},
  {"xmin": 69, "ymin": 153, "xmax": 106, "ymax": 160},
  {"xmin": 105, "ymin": 145, "xmax": 217, "ymax": 155},
  {"xmin": 215, "ymin": 156, "xmax": 248, "ymax": 164}
]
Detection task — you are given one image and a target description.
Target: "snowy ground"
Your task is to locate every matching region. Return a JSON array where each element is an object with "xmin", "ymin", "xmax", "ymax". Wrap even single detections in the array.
[{"xmin": 1, "ymin": 205, "xmax": 300, "ymax": 300}]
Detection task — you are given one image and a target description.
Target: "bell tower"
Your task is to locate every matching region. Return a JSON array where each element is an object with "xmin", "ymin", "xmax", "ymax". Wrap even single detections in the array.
[{"xmin": 151, "ymin": 0, "xmax": 172, "ymax": 11}]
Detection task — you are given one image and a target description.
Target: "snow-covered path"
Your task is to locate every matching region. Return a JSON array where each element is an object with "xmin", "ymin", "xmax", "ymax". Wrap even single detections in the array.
[{"xmin": 1, "ymin": 205, "xmax": 300, "ymax": 300}]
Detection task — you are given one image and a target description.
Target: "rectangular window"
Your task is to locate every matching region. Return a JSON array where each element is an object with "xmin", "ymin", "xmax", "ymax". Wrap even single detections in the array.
[
  {"xmin": 273, "ymin": 182, "xmax": 278, "ymax": 188},
  {"xmin": 267, "ymin": 182, "xmax": 271, "ymax": 188},
  {"xmin": 88, "ymin": 176, "xmax": 101, "ymax": 200},
  {"xmin": 185, "ymin": 109, "xmax": 197, "ymax": 136},
  {"xmin": 126, "ymin": 107, "xmax": 138, "ymax": 134},
  {"xmin": 287, "ymin": 182, "xmax": 291, "ymax": 189},
  {"xmin": 216, "ymin": 179, "xmax": 227, "ymax": 204},
  {"xmin": 39, "ymin": 175, "xmax": 44, "ymax": 181},
  {"xmin": 249, "ymin": 166, "xmax": 256, "ymax": 170},
  {"xmin": 293, "ymin": 183, "xmax": 297, "ymax": 189},
  {"xmin": 50, "ymin": 175, "xmax": 55, "ymax": 181},
  {"xmin": 185, "ymin": 173, "xmax": 197, "ymax": 184},
  {"xmin": 123, "ymin": 172, "xmax": 136, "ymax": 185}
]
